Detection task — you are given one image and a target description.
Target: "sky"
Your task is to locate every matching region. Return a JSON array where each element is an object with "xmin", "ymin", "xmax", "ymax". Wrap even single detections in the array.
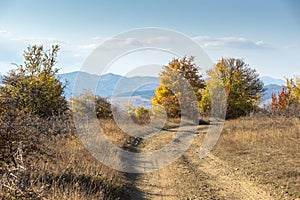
[{"xmin": 0, "ymin": 0, "xmax": 299, "ymax": 79}]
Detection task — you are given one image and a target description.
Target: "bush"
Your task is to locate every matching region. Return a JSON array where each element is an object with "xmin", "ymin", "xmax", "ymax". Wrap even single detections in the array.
[
  {"xmin": 0, "ymin": 45, "xmax": 68, "ymax": 118},
  {"xmin": 70, "ymin": 92, "xmax": 113, "ymax": 119},
  {"xmin": 0, "ymin": 110, "xmax": 75, "ymax": 199},
  {"xmin": 95, "ymin": 96, "xmax": 113, "ymax": 119},
  {"xmin": 123, "ymin": 104, "xmax": 151, "ymax": 125},
  {"xmin": 133, "ymin": 106, "xmax": 151, "ymax": 125}
]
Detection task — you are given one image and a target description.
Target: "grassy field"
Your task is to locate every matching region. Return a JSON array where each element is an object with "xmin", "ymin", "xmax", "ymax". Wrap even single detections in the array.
[
  {"xmin": 1, "ymin": 118, "xmax": 131, "ymax": 200},
  {"xmin": 213, "ymin": 116, "xmax": 300, "ymax": 199},
  {"xmin": 1, "ymin": 115, "xmax": 299, "ymax": 199}
]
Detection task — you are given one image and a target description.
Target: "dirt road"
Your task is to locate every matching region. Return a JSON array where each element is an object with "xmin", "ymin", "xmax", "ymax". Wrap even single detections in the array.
[{"xmin": 126, "ymin": 125, "xmax": 274, "ymax": 200}]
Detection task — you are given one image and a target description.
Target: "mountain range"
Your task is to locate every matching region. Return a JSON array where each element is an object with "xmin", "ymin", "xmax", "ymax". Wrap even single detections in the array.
[
  {"xmin": 57, "ymin": 71, "xmax": 160, "ymax": 99},
  {"xmin": 0, "ymin": 71, "xmax": 285, "ymax": 107},
  {"xmin": 260, "ymin": 76, "xmax": 285, "ymax": 86}
]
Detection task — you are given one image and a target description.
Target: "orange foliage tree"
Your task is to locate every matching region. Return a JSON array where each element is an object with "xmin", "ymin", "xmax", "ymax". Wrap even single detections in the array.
[
  {"xmin": 271, "ymin": 77, "xmax": 300, "ymax": 113},
  {"xmin": 152, "ymin": 56, "xmax": 205, "ymax": 118}
]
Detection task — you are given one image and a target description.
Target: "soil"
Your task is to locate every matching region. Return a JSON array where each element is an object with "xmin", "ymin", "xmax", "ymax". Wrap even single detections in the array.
[{"xmin": 125, "ymin": 125, "xmax": 275, "ymax": 200}]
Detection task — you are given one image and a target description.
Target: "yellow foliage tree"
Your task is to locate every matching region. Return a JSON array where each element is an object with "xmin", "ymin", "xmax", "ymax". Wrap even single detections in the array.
[
  {"xmin": 289, "ymin": 77, "xmax": 300, "ymax": 103},
  {"xmin": 272, "ymin": 77, "xmax": 300, "ymax": 113},
  {"xmin": 200, "ymin": 58, "xmax": 264, "ymax": 119},
  {"xmin": 152, "ymin": 56, "xmax": 205, "ymax": 118}
]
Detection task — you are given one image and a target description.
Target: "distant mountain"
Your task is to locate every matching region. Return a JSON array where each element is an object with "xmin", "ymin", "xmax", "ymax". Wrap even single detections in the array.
[
  {"xmin": 57, "ymin": 71, "xmax": 160, "ymax": 100},
  {"xmin": 261, "ymin": 76, "xmax": 285, "ymax": 86},
  {"xmin": 262, "ymin": 84, "xmax": 282, "ymax": 103},
  {"xmin": 0, "ymin": 71, "xmax": 287, "ymax": 107},
  {"xmin": 0, "ymin": 71, "xmax": 159, "ymax": 107},
  {"xmin": 260, "ymin": 76, "xmax": 285, "ymax": 105},
  {"xmin": 115, "ymin": 89, "xmax": 156, "ymax": 99}
]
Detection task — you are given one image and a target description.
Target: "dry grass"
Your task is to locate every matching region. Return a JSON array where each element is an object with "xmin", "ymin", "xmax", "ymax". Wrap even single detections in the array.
[
  {"xmin": 1, "ymin": 117, "xmax": 131, "ymax": 200},
  {"xmin": 35, "ymin": 134, "xmax": 130, "ymax": 200},
  {"xmin": 213, "ymin": 116, "xmax": 300, "ymax": 199},
  {"xmin": 2, "ymin": 113, "xmax": 299, "ymax": 199}
]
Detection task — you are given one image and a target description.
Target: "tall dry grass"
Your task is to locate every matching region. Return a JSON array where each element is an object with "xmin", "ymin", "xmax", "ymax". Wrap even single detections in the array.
[
  {"xmin": 213, "ymin": 116, "xmax": 300, "ymax": 199},
  {"xmin": 1, "ymin": 115, "xmax": 131, "ymax": 200}
]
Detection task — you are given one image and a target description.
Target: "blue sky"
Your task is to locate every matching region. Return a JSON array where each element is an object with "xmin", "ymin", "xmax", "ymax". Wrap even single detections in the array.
[{"xmin": 0, "ymin": 0, "xmax": 299, "ymax": 78}]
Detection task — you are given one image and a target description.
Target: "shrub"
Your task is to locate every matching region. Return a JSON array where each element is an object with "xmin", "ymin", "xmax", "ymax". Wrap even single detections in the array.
[
  {"xmin": 123, "ymin": 104, "xmax": 151, "ymax": 125},
  {"xmin": 70, "ymin": 91, "xmax": 113, "ymax": 119},
  {"xmin": 0, "ymin": 111, "xmax": 75, "ymax": 199},
  {"xmin": 0, "ymin": 45, "xmax": 68, "ymax": 117}
]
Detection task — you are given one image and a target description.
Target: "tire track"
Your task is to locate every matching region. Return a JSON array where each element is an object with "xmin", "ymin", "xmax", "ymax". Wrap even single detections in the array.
[{"xmin": 125, "ymin": 125, "xmax": 274, "ymax": 200}]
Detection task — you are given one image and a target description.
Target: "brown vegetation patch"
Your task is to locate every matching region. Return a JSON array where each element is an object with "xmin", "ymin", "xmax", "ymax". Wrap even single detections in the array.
[{"xmin": 213, "ymin": 116, "xmax": 300, "ymax": 199}]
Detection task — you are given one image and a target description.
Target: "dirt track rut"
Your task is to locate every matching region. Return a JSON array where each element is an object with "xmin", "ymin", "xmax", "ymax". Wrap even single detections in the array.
[{"xmin": 126, "ymin": 126, "xmax": 274, "ymax": 200}]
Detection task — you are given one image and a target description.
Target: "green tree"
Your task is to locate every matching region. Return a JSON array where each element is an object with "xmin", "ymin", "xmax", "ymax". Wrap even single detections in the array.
[
  {"xmin": 0, "ymin": 45, "xmax": 68, "ymax": 117},
  {"xmin": 70, "ymin": 90, "xmax": 113, "ymax": 119},
  {"xmin": 200, "ymin": 58, "xmax": 264, "ymax": 119},
  {"xmin": 152, "ymin": 56, "xmax": 205, "ymax": 118}
]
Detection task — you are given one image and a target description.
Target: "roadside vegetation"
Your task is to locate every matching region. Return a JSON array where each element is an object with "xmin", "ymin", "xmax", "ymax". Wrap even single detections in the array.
[
  {"xmin": 213, "ymin": 116, "xmax": 300, "ymax": 199},
  {"xmin": 0, "ymin": 45, "xmax": 130, "ymax": 199},
  {"xmin": 1, "ymin": 45, "xmax": 299, "ymax": 199}
]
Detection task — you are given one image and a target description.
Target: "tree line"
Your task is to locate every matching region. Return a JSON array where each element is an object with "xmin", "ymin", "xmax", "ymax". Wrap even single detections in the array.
[{"xmin": 0, "ymin": 45, "xmax": 299, "ymax": 121}]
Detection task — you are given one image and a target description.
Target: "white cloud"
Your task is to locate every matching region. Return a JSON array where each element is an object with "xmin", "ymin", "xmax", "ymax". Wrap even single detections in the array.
[
  {"xmin": 103, "ymin": 37, "xmax": 142, "ymax": 48},
  {"xmin": 124, "ymin": 37, "xmax": 142, "ymax": 46},
  {"xmin": 10, "ymin": 36, "xmax": 65, "ymax": 46},
  {"xmin": 0, "ymin": 29, "xmax": 64, "ymax": 46},
  {"xmin": 0, "ymin": 30, "xmax": 13, "ymax": 39},
  {"xmin": 144, "ymin": 36, "xmax": 170, "ymax": 44},
  {"xmin": 97, "ymin": 36, "xmax": 174, "ymax": 50},
  {"xmin": 255, "ymin": 40, "xmax": 265, "ymax": 46},
  {"xmin": 282, "ymin": 44, "xmax": 299, "ymax": 49},
  {"xmin": 193, "ymin": 36, "xmax": 271, "ymax": 50},
  {"xmin": 78, "ymin": 43, "xmax": 98, "ymax": 51},
  {"xmin": 0, "ymin": 30, "xmax": 8, "ymax": 34},
  {"xmin": 1, "ymin": 30, "xmax": 275, "ymax": 75},
  {"xmin": 91, "ymin": 36, "xmax": 103, "ymax": 41}
]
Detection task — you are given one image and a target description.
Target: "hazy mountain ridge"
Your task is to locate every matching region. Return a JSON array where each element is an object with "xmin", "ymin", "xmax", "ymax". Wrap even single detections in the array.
[
  {"xmin": 57, "ymin": 73, "xmax": 286, "ymax": 104},
  {"xmin": 57, "ymin": 71, "xmax": 160, "ymax": 99},
  {"xmin": 260, "ymin": 76, "xmax": 285, "ymax": 86},
  {"xmin": 0, "ymin": 72, "xmax": 285, "ymax": 106},
  {"xmin": 260, "ymin": 76, "xmax": 285, "ymax": 103}
]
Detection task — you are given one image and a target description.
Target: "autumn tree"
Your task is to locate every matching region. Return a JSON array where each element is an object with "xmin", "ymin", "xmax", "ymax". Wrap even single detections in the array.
[
  {"xmin": 152, "ymin": 56, "xmax": 205, "ymax": 118},
  {"xmin": 289, "ymin": 77, "xmax": 300, "ymax": 103},
  {"xmin": 271, "ymin": 88, "xmax": 292, "ymax": 110},
  {"xmin": 200, "ymin": 58, "xmax": 264, "ymax": 119},
  {"xmin": 124, "ymin": 104, "xmax": 151, "ymax": 124},
  {"xmin": 70, "ymin": 90, "xmax": 113, "ymax": 119},
  {"xmin": 271, "ymin": 77, "xmax": 300, "ymax": 114},
  {"xmin": 0, "ymin": 45, "xmax": 68, "ymax": 117}
]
